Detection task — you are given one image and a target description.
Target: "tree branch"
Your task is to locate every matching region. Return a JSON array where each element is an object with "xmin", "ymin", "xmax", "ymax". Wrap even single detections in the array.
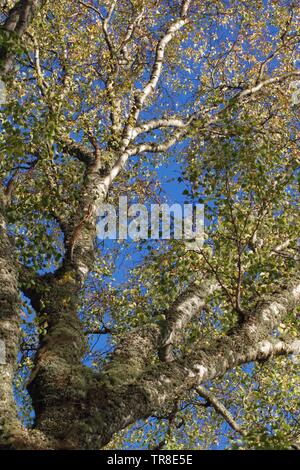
[
  {"xmin": 237, "ymin": 71, "xmax": 300, "ymax": 100},
  {"xmin": 121, "ymin": 0, "xmax": 192, "ymax": 150},
  {"xmin": 83, "ymin": 272, "xmax": 300, "ymax": 449},
  {"xmin": 159, "ymin": 279, "xmax": 220, "ymax": 362},
  {"xmin": 195, "ymin": 385, "xmax": 244, "ymax": 435},
  {"xmin": 132, "ymin": 117, "xmax": 189, "ymax": 139},
  {"xmin": 60, "ymin": 138, "xmax": 95, "ymax": 166},
  {"xmin": 0, "ymin": 0, "xmax": 45, "ymax": 75}
]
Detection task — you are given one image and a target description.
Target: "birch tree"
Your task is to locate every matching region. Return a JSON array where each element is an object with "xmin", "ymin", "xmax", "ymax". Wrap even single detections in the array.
[{"xmin": 0, "ymin": 0, "xmax": 299, "ymax": 450}]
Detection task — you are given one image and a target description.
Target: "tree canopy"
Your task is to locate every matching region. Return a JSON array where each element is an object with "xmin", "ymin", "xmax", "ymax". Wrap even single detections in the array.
[{"xmin": 0, "ymin": 0, "xmax": 300, "ymax": 450}]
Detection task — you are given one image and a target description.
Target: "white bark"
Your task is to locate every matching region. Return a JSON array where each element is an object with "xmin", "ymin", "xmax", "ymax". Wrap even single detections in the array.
[{"xmin": 159, "ymin": 280, "xmax": 220, "ymax": 361}]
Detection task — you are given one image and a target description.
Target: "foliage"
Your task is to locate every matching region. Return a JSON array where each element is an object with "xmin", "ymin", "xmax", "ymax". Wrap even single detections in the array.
[{"xmin": 0, "ymin": 0, "xmax": 299, "ymax": 450}]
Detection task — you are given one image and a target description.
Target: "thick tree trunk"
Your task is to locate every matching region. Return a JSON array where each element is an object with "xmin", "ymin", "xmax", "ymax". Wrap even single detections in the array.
[
  {"xmin": 2, "ymin": 179, "xmax": 300, "ymax": 450},
  {"xmin": 0, "ymin": 191, "xmax": 53, "ymax": 449},
  {"xmin": 0, "ymin": 190, "xmax": 21, "ymax": 447},
  {"xmin": 26, "ymin": 270, "xmax": 88, "ymax": 445},
  {"xmin": 71, "ymin": 274, "xmax": 300, "ymax": 449},
  {"xmin": 24, "ymin": 272, "xmax": 300, "ymax": 449},
  {"xmin": 0, "ymin": 0, "xmax": 299, "ymax": 452},
  {"xmin": 0, "ymin": 191, "xmax": 58, "ymax": 449}
]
